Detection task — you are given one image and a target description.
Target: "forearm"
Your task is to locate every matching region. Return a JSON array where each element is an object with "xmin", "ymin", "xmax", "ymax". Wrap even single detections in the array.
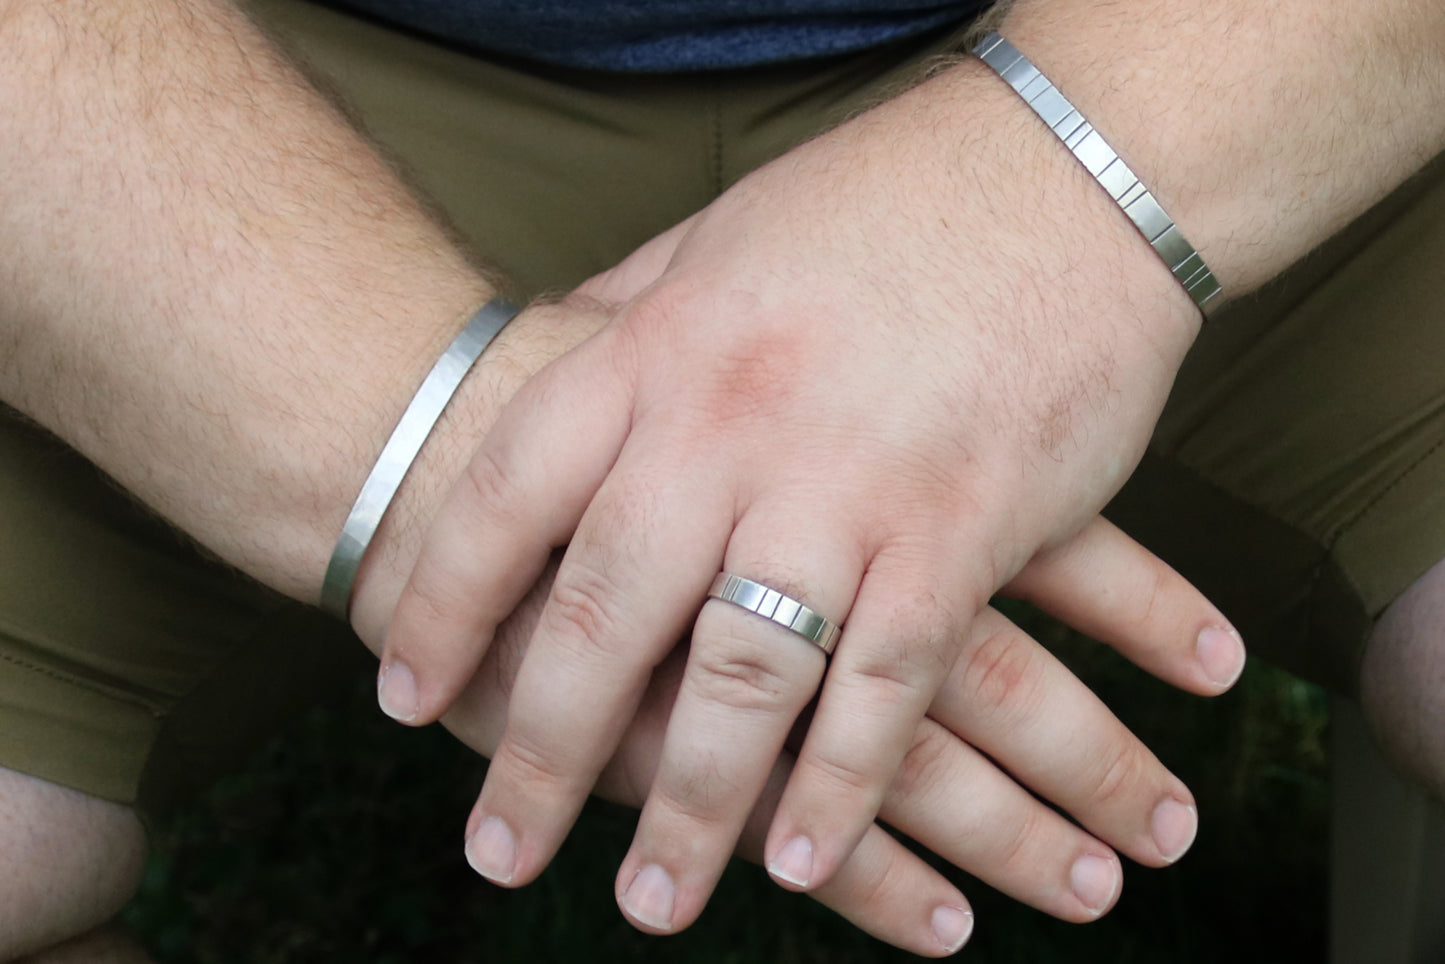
[
  {"xmin": 992, "ymin": 0, "xmax": 1445, "ymax": 294},
  {"xmin": 0, "ymin": 0, "xmax": 560, "ymax": 613}
]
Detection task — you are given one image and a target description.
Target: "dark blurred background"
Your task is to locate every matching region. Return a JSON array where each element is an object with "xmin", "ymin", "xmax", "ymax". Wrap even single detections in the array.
[{"xmin": 122, "ymin": 610, "xmax": 1329, "ymax": 963}]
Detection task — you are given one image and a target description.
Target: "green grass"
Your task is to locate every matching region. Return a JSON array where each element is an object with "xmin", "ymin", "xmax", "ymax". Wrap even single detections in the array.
[{"xmin": 123, "ymin": 613, "xmax": 1329, "ymax": 963}]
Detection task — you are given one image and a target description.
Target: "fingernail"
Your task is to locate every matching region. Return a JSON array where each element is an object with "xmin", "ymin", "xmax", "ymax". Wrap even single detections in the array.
[
  {"xmin": 621, "ymin": 864, "xmax": 675, "ymax": 930},
  {"xmin": 1196, "ymin": 626, "xmax": 1245, "ymax": 688},
  {"xmin": 1069, "ymin": 854, "xmax": 1119, "ymax": 915},
  {"xmin": 768, "ymin": 836, "xmax": 814, "ymax": 887},
  {"xmin": 931, "ymin": 904, "xmax": 974, "ymax": 953},
  {"xmin": 465, "ymin": 816, "xmax": 517, "ymax": 884},
  {"xmin": 1152, "ymin": 798, "xmax": 1198, "ymax": 863},
  {"xmin": 377, "ymin": 660, "xmax": 419, "ymax": 722}
]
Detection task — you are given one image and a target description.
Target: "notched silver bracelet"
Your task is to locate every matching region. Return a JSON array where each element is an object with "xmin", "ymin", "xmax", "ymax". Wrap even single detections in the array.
[
  {"xmin": 319, "ymin": 295, "xmax": 521, "ymax": 621},
  {"xmin": 973, "ymin": 31, "xmax": 1223, "ymax": 316}
]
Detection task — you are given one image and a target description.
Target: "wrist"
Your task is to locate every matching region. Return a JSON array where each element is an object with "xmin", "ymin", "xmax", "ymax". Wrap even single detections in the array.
[
  {"xmin": 974, "ymin": 32, "xmax": 1222, "ymax": 317},
  {"xmin": 910, "ymin": 58, "xmax": 1204, "ymax": 360},
  {"xmin": 998, "ymin": 0, "xmax": 1445, "ymax": 294},
  {"xmin": 319, "ymin": 296, "xmax": 524, "ymax": 621},
  {"xmin": 347, "ymin": 297, "xmax": 608, "ymax": 649}
]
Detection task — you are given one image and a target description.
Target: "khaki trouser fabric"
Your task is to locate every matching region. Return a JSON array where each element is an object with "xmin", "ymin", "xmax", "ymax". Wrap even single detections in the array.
[{"xmin": 1, "ymin": 0, "xmax": 1441, "ymax": 818}]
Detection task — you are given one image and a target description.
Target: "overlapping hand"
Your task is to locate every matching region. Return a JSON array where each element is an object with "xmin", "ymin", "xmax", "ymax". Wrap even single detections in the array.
[{"xmin": 381, "ymin": 63, "xmax": 1235, "ymax": 946}]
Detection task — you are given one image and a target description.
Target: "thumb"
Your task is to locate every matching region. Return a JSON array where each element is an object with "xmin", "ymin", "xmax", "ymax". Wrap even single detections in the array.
[{"xmin": 577, "ymin": 214, "xmax": 697, "ymax": 304}]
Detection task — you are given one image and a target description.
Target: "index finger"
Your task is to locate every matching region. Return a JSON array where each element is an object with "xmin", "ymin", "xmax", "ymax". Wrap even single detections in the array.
[
  {"xmin": 1005, "ymin": 518, "xmax": 1245, "ymax": 694},
  {"xmin": 380, "ymin": 337, "xmax": 633, "ymax": 724}
]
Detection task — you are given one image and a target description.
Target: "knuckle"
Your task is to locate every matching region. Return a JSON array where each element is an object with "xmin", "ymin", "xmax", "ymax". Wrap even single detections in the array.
[
  {"xmin": 495, "ymin": 731, "xmax": 585, "ymax": 798},
  {"xmin": 542, "ymin": 562, "xmax": 627, "ymax": 657},
  {"xmin": 649, "ymin": 755, "xmax": 738, "ymax": 827},
  {"xmin": 619, "ymin": 283, "xmax": 692, "ymax": 342},
  {"xmin": 1124, "ymin": 563, "xmax": 1170, "ymax": 637},
  {"xmin": 402, "ymin": 563, "xmax": 475, "ymax": 636},
  {"xmin": 958, "ymin": 624, "xmax": 1046, "ymax": 724},
  {"xmin": 844, "ymin": 660, "xmax": 928, "ymax": 714},
  {"xmin": 689, "ymin": 634, "xmax": 804, "ymax": 716},
  {"xmin": 1084, "ymin": 743, "xmax": 1150, "ymax": 811},
  {"xmin": 798, "ymin": 744, "xmax": 881, "ymax": 799},
  {"xmin": 989, "ymin": 802, "xmax": 1049, "ymax": 875},
  {"xmin": 581, "ymin": 482, "xmax": 662, "ymax": 559},
  {"xmin": 847, "ymin": 842, "xmax": 911, "ymax": 911},
  {"xmin": 891, "ymin": 722, "xmax": 954, "ymax": 800},
  {"xmin": 539, "ymin": 489, "xmax": 664, "ymax": 659},
  {"xmin": 462, "ymin": 446, "xmax": 525, "ymax": 524}
]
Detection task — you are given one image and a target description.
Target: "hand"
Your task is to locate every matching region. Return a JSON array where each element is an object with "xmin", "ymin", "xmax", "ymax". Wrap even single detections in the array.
[
  {"xmin": 434, "ymin": 516, "xmax": 1243, "ymax": 953},
  {"xmin": 354, "ymin": 292, "xmax": 1243, "ymax": 951},
  {"xmin": 383, "ymin": 61, "xmax": 1216, "ymax": 933}
]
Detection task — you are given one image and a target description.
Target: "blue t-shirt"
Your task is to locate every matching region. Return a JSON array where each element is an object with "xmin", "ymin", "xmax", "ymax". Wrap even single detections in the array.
[{"xmin": 328, "ymin": 1, "xmax": 986, "ymax": 71}]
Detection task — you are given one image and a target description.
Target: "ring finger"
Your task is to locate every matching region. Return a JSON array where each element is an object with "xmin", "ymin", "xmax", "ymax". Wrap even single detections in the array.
[{"xmin": 615, "ymin": 510, "xmax": 864, "ymax": 934}]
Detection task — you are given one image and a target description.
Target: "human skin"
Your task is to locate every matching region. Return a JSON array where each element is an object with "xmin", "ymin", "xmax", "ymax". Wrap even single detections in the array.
[
  {"xmin": 0, "ymin": 0, "xmax": 1242, "ymax": 956},
  {"xmin": 384, "ymin": 0, "xmax": 1445, "ymax": 937}
]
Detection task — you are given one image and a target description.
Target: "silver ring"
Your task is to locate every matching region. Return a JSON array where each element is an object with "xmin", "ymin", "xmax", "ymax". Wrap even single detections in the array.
[{"xmin": 706, "ymin": 573, "xmax": 841, "ymax": 655}]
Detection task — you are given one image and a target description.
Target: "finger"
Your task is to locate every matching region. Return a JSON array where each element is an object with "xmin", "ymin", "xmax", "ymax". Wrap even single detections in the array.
[
  {"xmin": 598, "ymin": 646, "xmax": 975, "ymax": 956},
  {"xmin": 380, "ymin": 334, "xmax": 633, "ymax": 725},
  {"xmin": 766, "ymin": 546, "xmax": 967, "ymax": 893},
  {"xmin": 614, "ymin": 515, "xmax": 865, "ymax": 934},
  {"xmin": 457, "ymin": 629, "xmax": 975, "ymax": 955},
  {"xmin": 438, "ymin": 553, "xmax": 566, "ymax": 756},
  {"xmin": 448, "ymin": 602, "xmax": 1041, "ymax": 950},
  {"xmin": 1005, "ymin": 517, "xmax": 1245, "ymax": 694},
  {"xmin": 880, "ymin": 716, "xmax": 1125, "ymax": 923},
  {"xmin": 615, "ymin": 646, "xmax": 1103, "ymax": 935},
  {"xmin": 939, "ymin": 606, "xmax": 1197, "ymax": 868},
  {"xmin": 464, "ymin": 455, "xmax": 733, "ymax": 890},
  {"xmin": 802, "ymin": 822, "xmax": 976, "ymax": 956},
  {"xmin": 740, "ymin": 756, "xmax": 974, "ymax": 956}
]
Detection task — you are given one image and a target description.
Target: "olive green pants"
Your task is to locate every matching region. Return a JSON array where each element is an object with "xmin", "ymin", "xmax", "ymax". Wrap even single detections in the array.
[{"xmin": 2, "ymin": 0, "xmax": 1442, "ymax": 820}]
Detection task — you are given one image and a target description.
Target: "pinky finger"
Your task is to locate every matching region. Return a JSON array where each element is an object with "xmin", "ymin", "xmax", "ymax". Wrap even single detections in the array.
[
  {"xmin": 806, "ymin": 825, "xmax": 975, "ymax": 956},
  {"xmin": 736, "ymin": 761, "xmax": 974, "ymax": 957}
]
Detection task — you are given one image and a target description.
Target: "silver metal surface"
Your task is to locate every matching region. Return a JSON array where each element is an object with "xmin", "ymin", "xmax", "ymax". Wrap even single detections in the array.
[
  {"xmin": 320, "ymin": 296, "xmax": 521, "ymax": 620},
  {"xmin": 707, "ymin": 573, "xmax": 841, "ymax": 655},
  {"xmin": 974, "ymin": 32, "xmax": 1223, "ymax": 316}
]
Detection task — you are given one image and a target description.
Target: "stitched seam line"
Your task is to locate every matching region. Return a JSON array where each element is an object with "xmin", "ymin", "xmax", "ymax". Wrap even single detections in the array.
[
  {"xmin": 1323, "ymin": 435, "xmax": 1445, "ymax": 554},
  {"xmin": 1306, "ymin": 436, "xmax": 1445, "ymax": 687},
  {"xmin": 710, "ymin": 86, "xmax": 725, "ymax": 197},
  {"xmin": 0, "ymin": 648, "xmax": 166, "ymax": 716}
]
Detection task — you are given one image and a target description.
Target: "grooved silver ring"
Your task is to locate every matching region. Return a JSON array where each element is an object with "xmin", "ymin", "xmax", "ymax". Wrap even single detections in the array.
[{"xmin": 706, "ymin": 573, "xmax": 841, "ymax": 655}]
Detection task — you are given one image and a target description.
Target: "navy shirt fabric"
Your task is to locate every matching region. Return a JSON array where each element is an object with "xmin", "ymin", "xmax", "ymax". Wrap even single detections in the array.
[{"xmin": 326, "ymin": 1, "xmax": 987, "ymax": 71}]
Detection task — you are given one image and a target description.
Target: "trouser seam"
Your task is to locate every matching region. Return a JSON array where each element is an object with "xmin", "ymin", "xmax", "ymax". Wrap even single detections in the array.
[
  {"xmin": 1324, "ymin": 434, "xmax": 1445, "ymax": 557},
  {"xmin": 0, "ymin": 647, "xmax": 166, "ymax": 716},
  {"xmin": 709, "ymin": 85, "xmax": 724, "ymax": 197},
  {"xmin": 1320, "ymin": 434, "xmax": 1445, "ymax": 689}
]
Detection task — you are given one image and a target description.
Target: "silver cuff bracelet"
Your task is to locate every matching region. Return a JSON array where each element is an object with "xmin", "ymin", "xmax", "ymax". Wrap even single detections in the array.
[
  {"xmin": 974, "ymin": 31, "xmax": 1223, "ymax": 316},
  {"xmin": 320, "ymin": 295, "xmax": 521, "ymax": 621}
]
